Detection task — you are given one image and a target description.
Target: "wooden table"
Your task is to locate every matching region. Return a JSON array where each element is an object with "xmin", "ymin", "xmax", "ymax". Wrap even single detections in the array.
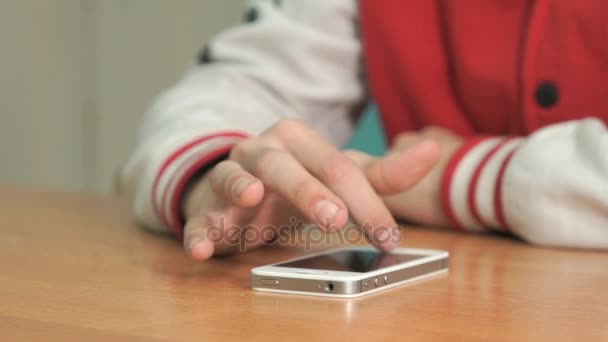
[{"xmin": 1, "ymin": 187, "xmax": 607, "ymax": 341}]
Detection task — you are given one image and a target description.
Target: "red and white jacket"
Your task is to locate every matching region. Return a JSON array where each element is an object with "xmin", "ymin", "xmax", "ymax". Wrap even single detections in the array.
[{"xmin": 121, "ymin": 0, "xmax": 608, "ymax": 249}]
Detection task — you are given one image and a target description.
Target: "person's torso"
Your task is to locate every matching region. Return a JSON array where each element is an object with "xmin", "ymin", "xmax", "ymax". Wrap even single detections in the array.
[{"xmin": 359, "ymin": 0, "xmax": 608, "ymax": 141}]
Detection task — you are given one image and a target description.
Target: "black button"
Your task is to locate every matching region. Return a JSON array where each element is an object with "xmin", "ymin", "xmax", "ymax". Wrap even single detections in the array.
[
  {"xmin": 244, "ymin": 7, "xmax": 259, "ymax": 23},
  {"xmin": 535, "ymin": 82, "xmax": 558, "ymax": 108},
  {"xmin": 197, "ymin": 45, "xmax": 212, "ymax": 64}
]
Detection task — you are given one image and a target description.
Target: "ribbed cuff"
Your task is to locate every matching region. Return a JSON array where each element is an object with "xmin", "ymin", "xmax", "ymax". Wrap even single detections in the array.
[
  {"xmin": 441, "ymin": 136, "xmax": 522, "ymax": 232},
  {"xmin": 151, "ymin": 132, "xmax": 249, "ymax": 240}
]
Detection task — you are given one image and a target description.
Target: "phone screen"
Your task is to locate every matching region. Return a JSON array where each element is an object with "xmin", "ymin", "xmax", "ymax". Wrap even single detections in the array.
[{"xmin": 275, "ymin": 250, "xmax": 424, "ymax": 273}]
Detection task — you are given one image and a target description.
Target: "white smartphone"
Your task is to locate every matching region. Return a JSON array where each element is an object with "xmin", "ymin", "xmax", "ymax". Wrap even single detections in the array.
[{"xmin": 251, "ymin": 246, "xmax": 449, "ymax": 298}]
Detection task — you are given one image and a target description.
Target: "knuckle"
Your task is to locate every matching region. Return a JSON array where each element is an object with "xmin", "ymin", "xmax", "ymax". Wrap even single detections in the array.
[
  {"xmin": 318, "ymin": 153, "xmax": 357, "ymax": 184},
  {"xmin": 270, "ymin": 118, "xmax": 304, "ymax": 139},
  {"xmin": 229, "ymin": 139, "xmax": 256, "ymax": 161},
  {"xmin": 343, "ymin": 149, "xmax": 368, "ymax": 165},
  {"xmin": 214, "ymin": 162, "xmax": 242, "ymax": 187},
  {"xmin": 422, "ymin": 126, "xmax": 452, "ymax": 139},
  {"xmin": 342, "ymin": 149, "xmax": 360, "ymax": 158},
  {"xmin": 394, "ymin": 133, "xmax": 418, "ymax": 146},
  {"xmin": 213, "ymin": 160, "xmax": 232, "ymax": 173},
  {"xmin": 253, "ymin": 148, "xmax": 285, "ymax": 178},
  {"xmin": 208, "ymin": 161, "xmax": 230, "ymax": 185}
]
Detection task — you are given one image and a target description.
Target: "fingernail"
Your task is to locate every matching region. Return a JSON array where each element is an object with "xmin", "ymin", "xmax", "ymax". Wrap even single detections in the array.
[
  {"xmin": 314, "ymin": 200, "xmax": 340, "ymax": 228},
  {"xmin": 232, "ymin": 178, "xmax": 256, "ymax": 199},
  {"xmin": 187, "ymin": 236, "xmax": 214, "ymax": 260},
  {"xmin": 377, "ymin": 226, "xmax": 402, "ymax": 252}
]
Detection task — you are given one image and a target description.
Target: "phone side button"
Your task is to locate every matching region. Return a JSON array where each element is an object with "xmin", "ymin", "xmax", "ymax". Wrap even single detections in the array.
[{"xmin": 261, "ymin": 279, "xmax": 279, "ymax": 287}]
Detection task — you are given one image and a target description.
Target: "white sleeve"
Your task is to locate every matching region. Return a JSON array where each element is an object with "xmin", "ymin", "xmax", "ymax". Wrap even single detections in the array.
[
  {"xmin": 441, "ymin": 118, "xmax": 608, "ymax": 249},
  {"xmin": 120, "ymin": 0, "xmax": 363, "ymax": 236}
]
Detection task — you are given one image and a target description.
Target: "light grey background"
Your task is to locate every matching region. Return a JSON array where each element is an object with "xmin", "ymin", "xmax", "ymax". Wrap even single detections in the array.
[{"xmin": 0, "ymin": 0, "xmax": 247, "ymax": 193}]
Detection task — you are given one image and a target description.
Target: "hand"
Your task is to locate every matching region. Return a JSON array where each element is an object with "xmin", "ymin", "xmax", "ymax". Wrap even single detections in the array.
[
  {"xmin": 346, "ymin": 127, "xmax": 463, "ymax": 228},
  {"xmin": 181, "ymin": 119, "xmax": 440, "ymax": 260}
]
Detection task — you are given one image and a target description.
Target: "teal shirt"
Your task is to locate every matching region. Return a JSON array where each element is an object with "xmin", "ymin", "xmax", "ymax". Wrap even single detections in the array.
[{"xmin": 345, "ymin": 106, "xmax": 386, "ymax": 156}]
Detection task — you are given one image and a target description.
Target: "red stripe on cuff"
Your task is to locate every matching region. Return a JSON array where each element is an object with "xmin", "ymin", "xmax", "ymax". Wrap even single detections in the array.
[
  {"xmin": 467, "ymin": 138, "xmax": 515, "ymax": 228},
  {"xmin": 166, "ymin": 146, "xmax": 235, "ymax": 240},
  {"xmin": 440, "ymin": 137, "xmax": 487, "ymax": 232},
  {"xmin": 151, "ymin": 132, "xmax": 249, "ymax": 228},
  {"xmin": 494, "ymin": 149, "xmax": 517, "ymax": 231}
]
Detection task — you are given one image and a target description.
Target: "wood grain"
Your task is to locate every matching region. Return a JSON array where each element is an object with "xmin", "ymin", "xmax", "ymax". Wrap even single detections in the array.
[{"xmin": 1, "ymin": 187, "xmax": 607, "ymax": 341}]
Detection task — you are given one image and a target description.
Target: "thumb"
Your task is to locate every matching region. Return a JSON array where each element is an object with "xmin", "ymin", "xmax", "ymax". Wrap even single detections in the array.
[
  {"xmin": 362, "ymin": 139, "xmax": 440, "ymax": 195},
  {"xmin": 343, "ymin": 149, "xmax": 376, "ymax": 168}
]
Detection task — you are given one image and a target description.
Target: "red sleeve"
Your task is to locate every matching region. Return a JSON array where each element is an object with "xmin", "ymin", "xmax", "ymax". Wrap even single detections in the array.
[{"xmin": 151, "ymin": 132, "xmax": 249, "ymax": 240}]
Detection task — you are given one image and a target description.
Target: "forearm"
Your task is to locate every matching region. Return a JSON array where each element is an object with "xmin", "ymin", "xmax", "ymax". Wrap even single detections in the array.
[
  {"xmin": 441, "ymin": 118, "xmax": 608, "ymax": 248},
  {"xmin": 121, "ymin": 0, "xmax": 364, "ymax": 234}
]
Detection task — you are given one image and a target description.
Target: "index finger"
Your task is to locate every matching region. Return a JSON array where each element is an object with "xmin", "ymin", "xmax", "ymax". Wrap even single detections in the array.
[{"xmin": 272, "ymin": 120, "xmax": 402, "ymax": 251}]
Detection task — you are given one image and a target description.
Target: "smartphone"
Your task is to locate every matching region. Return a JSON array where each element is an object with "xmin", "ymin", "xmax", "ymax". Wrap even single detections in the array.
[{"xmin": 250, "ymin": 246, "xmax": 448, "ymax": 298}]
